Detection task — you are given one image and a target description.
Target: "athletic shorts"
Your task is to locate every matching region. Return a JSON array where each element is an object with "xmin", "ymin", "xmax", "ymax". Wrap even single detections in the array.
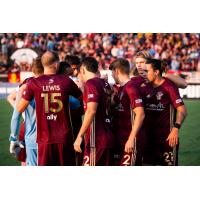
[
  {"xmin": 83, "ymin": 147, "xmax": 113, "ymax": 166},
  {"xmin": 114, "ymin": 147, "xmax": 137, "ymax": 166},
  {"xmin": 38, "ymin": 143, "xmax": 76, "ymax": 166},
  {"xmin": 143, "ymin": 141, "xmax": 179, "ymax": 166}
]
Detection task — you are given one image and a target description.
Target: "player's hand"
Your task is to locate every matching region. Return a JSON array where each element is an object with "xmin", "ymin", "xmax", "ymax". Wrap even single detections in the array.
[
  {"xmin": 166, "ymin": 128, "xmax": 179, "ymax": 147},
  {"xmin": 9, "ymin": 141, "xmax": 19, "ymax": 154},
  {"xmin": 124, "ymin": 138, "xmax": 135, "ymax": 153},
  {"xmin": 74, "ymin": 136, "xmax": 83, "ymax": 153}
]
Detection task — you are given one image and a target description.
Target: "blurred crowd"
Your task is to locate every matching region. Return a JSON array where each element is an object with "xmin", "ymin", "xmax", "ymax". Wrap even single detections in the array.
[{"xmin": 0, "ymin": 33, "xmax": 200, "ymax": 73}]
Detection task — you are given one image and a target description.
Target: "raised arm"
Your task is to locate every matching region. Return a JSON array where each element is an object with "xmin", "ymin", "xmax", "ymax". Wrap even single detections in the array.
[{"xmin": 164, "ymin": 74, "xmax": 188, "ymax": 89}]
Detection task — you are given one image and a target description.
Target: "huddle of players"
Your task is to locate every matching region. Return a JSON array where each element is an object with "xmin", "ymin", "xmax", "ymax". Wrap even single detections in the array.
[{"xmin": 11, "ymin": 50, "xmax": 187, "ymax": 166}]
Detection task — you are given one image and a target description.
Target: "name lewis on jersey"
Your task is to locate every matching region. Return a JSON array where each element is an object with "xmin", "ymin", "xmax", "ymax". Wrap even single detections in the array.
[{"xmin": 42, "ymin": 85, "xmax": 61, "ymax": 92}]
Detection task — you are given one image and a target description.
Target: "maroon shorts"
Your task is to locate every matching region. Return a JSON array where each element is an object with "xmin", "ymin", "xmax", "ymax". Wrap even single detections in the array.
[
  {"xmin": 18, "ymin": 122, "xmax": 26, "ymax": 162},
  {"xmin": 114, "ymin": 148, "xmax": 137, "ymax": 166},
  {"xmin": 143, "ymin": 141, "xmax": 179, "ymax": 166},
  {"xmin": 38, "ymin": 143, "xmax": 76, "ymax": 166},
  {"xmin": 135, "ymin": 126, "xmax": 146, "ymax": 166},
  {"xmin": 83, "ymin": 147, "xmax": 113, "ymax": 166}
]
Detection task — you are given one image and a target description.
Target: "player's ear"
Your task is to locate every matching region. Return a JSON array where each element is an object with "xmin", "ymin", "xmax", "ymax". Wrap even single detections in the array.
[{"xmin": 155, "ymin": 69, "xmax": 159, "ymax": 76}]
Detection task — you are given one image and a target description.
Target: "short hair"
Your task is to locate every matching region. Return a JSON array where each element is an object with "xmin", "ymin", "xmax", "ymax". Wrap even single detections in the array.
[
  {"xmin": 81, "ymin": 57, "xmax": 98, "ymax": 73},
  {"xmin": 57, "ymin": 61, "xmax": 72, "ymax": 75},
  {"xmin": 41, "ymin": 51, "xmax": 59, "ymax": 67},
  {"xmin": 32, "ymin": 57, "xmax": 44, "ymax": 75},
  {"xmin": 65, "ymin": 55, "xmax": 80, "ymax": 66},
  {"xmin": 109, "ymin": 58, "xmax": 130, "ymax": 75},
  {"xmin": 135, "ymin": 50, "xmax": 152, "ymax": 59},
  {"xmin": 146, "ymin": 58, "xmax": 165, "ymax": 75}
]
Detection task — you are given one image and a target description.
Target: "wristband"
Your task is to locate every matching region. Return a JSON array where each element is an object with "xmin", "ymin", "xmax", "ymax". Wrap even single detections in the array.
[{"xmin": 174, "ymin": 123, "xmax": 181, "ymax": 129}]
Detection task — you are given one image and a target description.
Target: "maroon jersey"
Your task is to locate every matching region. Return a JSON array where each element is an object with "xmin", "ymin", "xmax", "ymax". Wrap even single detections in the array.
[
  {"xmin": 143, "ymin": 78, "xmax": 184, "ymax": 143},
  {"xmin": 22, "ymin": 74, "xmax": 82, "ymax": 144},
  {"xmin": 83, "ymin": 77, "xmax": 113, "ymax": 149},
  {"xmin": 112, "ymin": 80, "xmax": 143, "ymax": 147},
  {"xmin": 131, "ymin": 76, "xmax": 146, "ymax": 87}
]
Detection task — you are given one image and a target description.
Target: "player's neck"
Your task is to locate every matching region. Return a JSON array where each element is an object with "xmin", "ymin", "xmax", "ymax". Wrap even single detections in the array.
[
  {"xmin": 152, "ymin": 77, "xmax": 165, "ymax": 87},
  {"xmin": 44, "ymin": 69, "xmax": 56, "ymax": 75},
  {"xmin": 85, "ymin": 73, "xmax": 98, "ymax": 82},
  {"xmin": 119, "ymin": 75, "xmax": 130, "ymax": 86}
]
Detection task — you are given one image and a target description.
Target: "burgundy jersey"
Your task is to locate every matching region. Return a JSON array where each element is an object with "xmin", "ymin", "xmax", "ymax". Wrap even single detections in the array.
[
  {"xmin": 143, "ymin": 78, "xmax": 184, "ymax": 143},
  {"xmin": 22, "ymin": 74, "xmax": 82, "ymax": 144},
  {"xmin": 112, "ymin": 80, "xmax": 143, "ymax": 146},
  {"xmin": 131, "ymin": 76, "xmax": 146, "ymax": 87},
  {"xmin": 83, "ymin": 77, "xmax": 113, "ymax": 149}
]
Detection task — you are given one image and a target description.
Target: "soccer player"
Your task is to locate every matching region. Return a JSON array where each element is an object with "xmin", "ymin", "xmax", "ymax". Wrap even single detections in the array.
[
  {"xmin": 131, "ymin": 50, "xmax": 188, "ymax": 89},
  {"xmin": 9, "ymin": 57, "xmax": 44, "ymax": 166},
  {"xmin": 130, "ymin": 50, "xmax": 188, "ymax": 165},
  {"xmin": 143, "ymin": 58, "xmax": 187, "ymax": 165},
  {"xmin": 110, "ymin": 58, "xmax": 145, "ymax": 166},
  {"xmin": 73, "ymin": 57, "xmax": 114, "ymax": 166},
  {"xmin": 16, "ymin": 51, "xmax": 82, "ymax": 166}
]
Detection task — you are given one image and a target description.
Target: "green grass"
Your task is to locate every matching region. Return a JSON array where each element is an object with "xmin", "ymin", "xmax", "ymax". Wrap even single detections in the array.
[
  {"xmin": 0, "ymin": 99, "xmax": 200, "ymax": 166},
  {"xmin": 0, "ymin": 100, "xmax": 20, "ymax": 165}
]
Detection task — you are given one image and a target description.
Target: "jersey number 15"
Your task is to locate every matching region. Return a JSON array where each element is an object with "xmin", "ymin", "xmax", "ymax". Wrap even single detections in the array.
[{"xmin": 41, "ymin": 93, "xmax": 63, "ymax": 113}]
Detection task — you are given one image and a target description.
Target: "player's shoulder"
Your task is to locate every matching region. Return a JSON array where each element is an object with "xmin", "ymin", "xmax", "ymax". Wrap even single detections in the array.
[
  {"xmin": 19, "ymin": 77, "xmax": 34, "ymax": 87},
  {"xmin": 163, "ymin": 78, "xmax": 177, "ymax": 90},
  {"xmin": 86, "ymin": 77, "xmax": 100, "ymax": 87},
  {"xmin": 125, "ymin": 80, "xmax": 139, "ymax": 92}
]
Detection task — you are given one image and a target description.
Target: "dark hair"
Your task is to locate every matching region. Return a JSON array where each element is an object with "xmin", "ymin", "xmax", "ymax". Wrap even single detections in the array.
[
  {"xmin": 32, "ymin": 56, "xmax": 44, "ymax": 75},
  {"xmin": 57, "ymin": 61, "xmax": 72, "ymax": 75},
  {"xmin": 109, "ymin": 58, "xmax": 130, "ymax": 75},
  {"xmin": 81, "ymin": 57, "xmax": 98, "ymax": 73},
  {"xmin": 146, "ymin": 58, "xmax": 165, "ymax": 75},
  {"xmin": 65, "ymin": 55, "xmax": 80, "ymax": 66}
]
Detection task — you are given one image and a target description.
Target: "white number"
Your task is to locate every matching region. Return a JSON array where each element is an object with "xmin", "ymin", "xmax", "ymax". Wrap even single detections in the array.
[
  {"xmin": 83, "ymin": 156, "xmax": 90, "ymax": 166},
  {"xmin": 123, "ymin": 154, "xmax": 131, "ymax": 166}
]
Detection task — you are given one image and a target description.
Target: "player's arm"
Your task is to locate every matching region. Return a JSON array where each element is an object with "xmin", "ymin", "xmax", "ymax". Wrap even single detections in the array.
[
  {"xmin": 164, "ymin": 74, "xmax": 188, "ymax": 89},
  {"xmin": 74, "ymin": 102, "xmax": 98, "ymax": 153},
  {"xmin": 16, "ymin": 84, "xmax": 30, "ymax": 113},
  {"xmin": 7, "ymin": 89, "xmax": 17, "ymax": 108},
  {"xmin": 167, "ymin": 105, "xmax": 187, "ymax": 147},
  {"xmin": 125, "ymin": 106, "xmax": 145, "ymax": 153}
]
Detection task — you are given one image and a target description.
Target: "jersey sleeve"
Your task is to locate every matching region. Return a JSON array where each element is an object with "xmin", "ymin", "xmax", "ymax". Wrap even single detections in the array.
[
  {"xmin": 126, "ymin": 84, "xmax": 143, "ymax": 109},
  {"xmin": 167, "ymin": 82, "xmax": 184, "ymax": 108},
  {"xmin": 69, "ymin": 79, "xmax": 82, "ymax": 99},
  {"xmin": 85, "ymin": 81, "xmax": 99, "ymax": 103},
  {"xmin": 22, "ymin": 81, "xmax": 34, "ymax": 101}
]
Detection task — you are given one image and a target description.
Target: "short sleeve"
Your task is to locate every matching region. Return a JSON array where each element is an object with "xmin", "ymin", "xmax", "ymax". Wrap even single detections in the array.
[
  {"xmin": 22, "ymin": 81, "xmax": 34, "ymax": 101},
  {"xmin": 126, "ymin": 84, "xmax": 143, "ymax": 109},
  {"xmin": 85, "ymin": 81, "xmax": 99, "ymax": 103},
  {"xmin": 167, "ymin": 83, "xmax": 184, "ymax": 108}
]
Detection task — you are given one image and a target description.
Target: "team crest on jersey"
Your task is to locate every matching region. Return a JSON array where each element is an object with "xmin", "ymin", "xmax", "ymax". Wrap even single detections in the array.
[
  {"xmin": 49, "ymin": 79, "xmax": 54, "ymax": 84},
  {"xmin": 156, "ymin": 91, "xmax": 163, "ymax": 100}
]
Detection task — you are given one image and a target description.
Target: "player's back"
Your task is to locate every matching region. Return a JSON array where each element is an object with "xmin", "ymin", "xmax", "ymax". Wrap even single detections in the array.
[{"xmin": 24, "ymin": 74, "xmax": 82, "ymax": 144}]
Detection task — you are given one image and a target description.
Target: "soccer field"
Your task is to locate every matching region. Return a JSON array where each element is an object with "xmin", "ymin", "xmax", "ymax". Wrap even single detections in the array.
[{"xmin": 0, "ymin": 99, "xmax": 200, "ymax": 166}]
